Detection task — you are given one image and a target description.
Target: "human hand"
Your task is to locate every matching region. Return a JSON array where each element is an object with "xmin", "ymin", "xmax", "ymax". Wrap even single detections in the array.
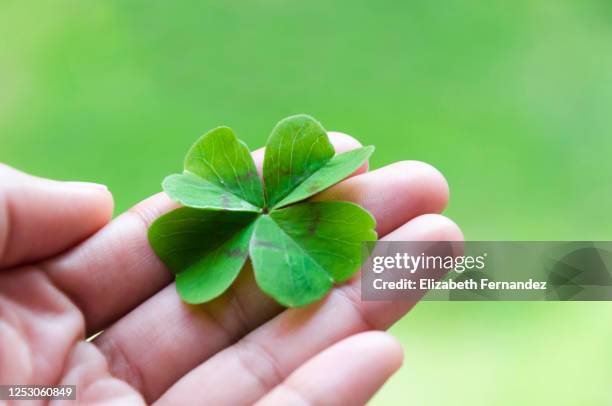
[{"xmin": 0, "ymin": 133, "xmax": 461, "ymax": 405}]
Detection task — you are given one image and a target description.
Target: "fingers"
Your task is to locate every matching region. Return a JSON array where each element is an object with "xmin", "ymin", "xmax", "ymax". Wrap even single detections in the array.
[
  {"xmin": 151, "ymin": 214, "xmax": 461, "ymax": 405},
  {"xmin": 42, "ymin": 132, "xmax": 370, "ymax": 334},
  {"xmin": 96, "ymin": 266, "xmax": 279, "ymax": 402},
  {"xmin": 356, "ymin": 214, "xmax": 464, "ymax": 329},
  {"xmin": 312, "ymin": 160, "xmax": 449, "ymax": 236},
  {"xmin": 0, "ymin": 164, "xmax": 113, "ymax": 269},
  {"xmin": 93, "ymin": 162, "xmax": 450, "ymax": 402},
  {"xmin": 42, "ymin": 192, "xmax": 179, "ymax": 333},
  {"xmin": 255, "ymin": 332, "xmax": 403, "ymax": 406}
]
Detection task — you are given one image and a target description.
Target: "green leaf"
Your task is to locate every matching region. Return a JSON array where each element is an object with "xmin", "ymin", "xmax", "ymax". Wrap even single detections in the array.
[
  {"xmin": 163, "ymin": 173, "xmax": 261, "ymax": 212},
  {"xmin": 148, "ymin": 207, "xmax": 258, "ymax": 304},
  {"xmin": 273, "ymin": 146, "xmax": 375, "ymax": 208},
  {"xmin": 169, "ymin": 126, "xmax": 264, "ymax": 210},
  {"xmin": 249, "ymin": 201, "xmax": 377, "ymax": 307},
  {"xmin": 263, "ymin": 115, "xmax": 334, "ymax": 208}
]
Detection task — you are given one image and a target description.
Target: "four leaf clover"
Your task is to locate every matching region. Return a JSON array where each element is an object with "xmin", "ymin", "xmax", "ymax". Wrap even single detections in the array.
[{"xmin": 148, "ymin": 114, "xmax": 377, "ymax": 307}]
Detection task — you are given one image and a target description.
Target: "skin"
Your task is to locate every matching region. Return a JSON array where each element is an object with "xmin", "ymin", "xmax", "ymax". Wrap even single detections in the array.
[{"xmin": 0, "ymin": 132, "xmax": 462, "ymax": 405}]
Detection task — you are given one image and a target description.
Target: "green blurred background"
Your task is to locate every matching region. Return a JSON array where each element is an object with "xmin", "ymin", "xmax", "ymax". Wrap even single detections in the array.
[{"xmin": 2, "ymin": 1, "xmax": 611, "ymax": 404}]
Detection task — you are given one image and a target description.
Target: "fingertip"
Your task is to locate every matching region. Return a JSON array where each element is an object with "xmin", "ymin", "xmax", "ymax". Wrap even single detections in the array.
[
  {"xmin": 389, "ymin": 160, "xmax": 449, "ymax": 214},
  {"xmin": 62, "ymin": 181, "xmax": 115, "ymax": 229},
  {"xmin": 327, "ymin": 131, "xmax": 363, "ymax": 153},
  {"xmin": 348, "ymin": 331, "xmax": 405, "ymax": 373},
  {"xmin": 376, "ymin": 332, "xmax": 405, "ymax": 370},
  {"xmin": 313, "ymin": 160, "xmax": 450, "ymax": 236},
  {"xmin": 328, "ymin": 131, "xmax": 369, "ymax": 175},
  {"xmin": 417, "ymin": 214, "xmax": 464, "ymax": 241},
  {"xmin": 0, "ymin": 168, "xmax": 118, "ymax": 267},
  {"xmin": 386, "ymin": 213, "xmax": 464, "ymax": 242},
  {"xmin": 93, "ymin": 187, "xmax": 115, "ymax": 227}
]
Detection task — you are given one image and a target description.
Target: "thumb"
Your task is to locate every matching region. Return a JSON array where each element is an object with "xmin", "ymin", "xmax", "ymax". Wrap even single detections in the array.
[{"xmin": 0, "ymin": 164, "xmax": 114, "ymax": 269}]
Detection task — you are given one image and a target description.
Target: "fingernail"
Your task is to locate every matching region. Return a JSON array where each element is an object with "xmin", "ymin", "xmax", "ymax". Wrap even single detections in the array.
[{"xmin": 65, "ymin": 181, "xmax": 109, "ymax": 191}]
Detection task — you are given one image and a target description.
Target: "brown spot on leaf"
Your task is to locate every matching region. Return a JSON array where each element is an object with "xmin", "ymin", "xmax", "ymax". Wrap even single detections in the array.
[
  {"xmin": 221, "ymin": 194, "xmax": 231, "ymax": 208},
  {"xmin": 253, "ymin": 239, "xmax": 281, "ymax": 249},
  {"xmin": 306, "ymin": 182, "xmax": 321, "ymax": 193},
  {"xmin": 226, "ymin": 247, "xmax": 245, "ymax": 258},
  {"xmin": 238, "ymin": 170, "xmax": 257, "ymax": 182},
  {"xmin": 307, "ymin": 208, "xmax": 321, "ymax": 236}
]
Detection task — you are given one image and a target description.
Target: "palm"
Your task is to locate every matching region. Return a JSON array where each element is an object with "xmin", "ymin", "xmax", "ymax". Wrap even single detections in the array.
[{"xmin": 0, "ymin": 133, "xmax": 461, "ymax": 405}]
